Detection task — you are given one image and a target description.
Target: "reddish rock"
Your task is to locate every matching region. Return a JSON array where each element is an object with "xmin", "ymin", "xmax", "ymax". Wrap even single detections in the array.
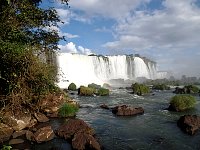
[
  {"xmin": 57, "ymin": 119, "xmax": 95, "ymax": 140},
  {"xmin": 112, "ymin": 105, "xmax": 144, "ymax": 116},
  {"xmin": 34, "ymin": 126, "xmax": 55, "ymax": 143},
  {"xmin": 100, "ymin": 104, "xmax": 109, "ymax": 109},
  {"xmin": 9, "ymin": 138, "xmax": 24, "ymax": 145},
  {"xmin": 72, "ymin": 131, "xmax": 101, "ymax": 150},
  {"xmin": 177, "ymin": 115, "xmax": 200, "ymax": 135},
  {"xmin": 0, "ymin": 123, "xmax": 14, "ymax": 142},
  {"xmin": 12, "ymin": 130, "xmax": 27, "ymax": 138},
  {"xmin": 26, "ymin": 130, "xmax": 34, "ymax": 141},
  {"xmin": 34, "ymin": 112, "xmax": 49, "ymax": 123}
]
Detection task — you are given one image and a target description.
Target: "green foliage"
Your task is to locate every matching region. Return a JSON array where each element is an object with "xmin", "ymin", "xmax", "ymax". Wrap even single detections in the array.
[
  {"xmin": 184, "ymin": 85, "xmax": 200, "ymax": 94},
  {"xmin": 0, "ymin": 0, "xmax": 68, "ymax": 110},
  {"xmin": 88, "ymin": 83, "xmax": 101, "ymax": 89},
  {"xmin": 58, "ymin": 103, "xmax": 78, "ymax": 117},
  {"xmin": 68, "ymin": 83, "xmax": 77, "ymax": 91},
  {"xmin": 78, "ymin": 86, "xmax": 95, "ymax": 96},
  {"xmin": 131, "ymin": 83, "xmax": 150, "ymax": 96},
  {"xmin": 1, "ymin": 145, "xmax": 12, "ymax": 150},
  {"xmin": 152, "ymin": 84, "xmax": 170, "ymax": 90},
  {"xmin": 97, "ymin": 88, "xmax": 109, "ymax": 96},
  {"xmin": 170, "ymin": 95, "xmax": 196, "ymax": 111}
]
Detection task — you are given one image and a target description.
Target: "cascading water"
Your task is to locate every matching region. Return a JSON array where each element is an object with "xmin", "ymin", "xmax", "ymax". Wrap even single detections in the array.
[{"xmin": 57, "ymin": 53, "xmax": 159, "ymax": 88}]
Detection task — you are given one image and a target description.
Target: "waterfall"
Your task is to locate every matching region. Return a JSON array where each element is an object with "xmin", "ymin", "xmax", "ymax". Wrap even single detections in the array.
[{"xmin": 57, "ymin": 53, "xmax": 159, "ymax": 88}]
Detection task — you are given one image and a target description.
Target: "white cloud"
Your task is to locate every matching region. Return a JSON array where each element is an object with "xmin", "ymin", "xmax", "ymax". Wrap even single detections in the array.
[
  {"xmin": 56, "ymin": 8, "xmax": 71, "ymax": 25},
  {"xmin": 103, "ymin": 0, "xmax": 200, "ymax": 51},
  {"xmin": 70, "ymin": 0, "xmax": 150, "ymax": 20},
  {"xmin": 59, "ymin": 42, "xmax": 93, "ymax": 55},
  {"xmin": 59, "ymin": 42, "xmax": 78, "ymax": 53}
]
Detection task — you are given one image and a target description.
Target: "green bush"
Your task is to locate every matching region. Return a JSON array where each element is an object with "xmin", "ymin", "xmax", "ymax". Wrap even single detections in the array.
[
  {"xmin": 152, "ymin": 84, "xmax": 170, "ymax": 90},
  {"xmin": 184, "ymin": 85, "xmax": 200, "ymax": 94},
  {"xmin": 97, "ymin": 88, "xmax": 109, "ymax": 96},
  {"xmin": 68, "ymin": 83, "xmax": 77, "ymax": 91},
  {"xmin": 88, "ymin": 83, "xmax": 101, "ymax": 89},
  {"xmin": 78, "ymin": 86, "xmax": 96, "ymax": 96},
  {"xmin": 169, "ymin": 95, "xmax": 196, "ymax": 111},
  {"xmin": 1, "ymin": 145, "xmax": 12, "ymax": 150},
  {"xmin": 131, "ymin": 83, "xmax": 150, "ymax": 96},
  {"xmin": 58, "ymin": 103, "xmax": 79, "ymax": 117}
]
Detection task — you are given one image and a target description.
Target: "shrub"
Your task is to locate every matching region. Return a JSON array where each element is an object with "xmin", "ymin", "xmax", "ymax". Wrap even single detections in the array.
[
  {"xmin": 88, "ymin": 83, "xmax": 101, "ymax": 89},
  {"xmin": 169, "ymin": 95, "xmax": 196, "ymax": 111},
  {"xmin": 97, "ymin": 88, "xmax": 109, "ymax": 96},
  {"xmin": 78, "ymin": 86, "xmax": 95, "ymax": 96},
  {"xmin": 131, "ymin": 83, "xmax": 150, "ymax": 96},
  {"xmin": 1, "ymin": 145, "xmax": 12, "ymax": 150},
  {"xmin": 68, "ymin": 83, "xmax": 77, "ymax": 91},
  {"xmin": 152, "ymin": 84, "xmax": 170, "ymax": 90},
  {"xmin": 184, "ymin": 85, "xmax": 200, "ymax": 94},
  {"xmin": 58, "ymin": 103, "xmax": 79, "ymax": 117}
]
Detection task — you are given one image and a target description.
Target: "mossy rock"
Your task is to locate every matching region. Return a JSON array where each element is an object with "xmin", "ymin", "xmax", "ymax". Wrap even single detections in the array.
[
  {"xmin": 97, "ymin": 88, "xmax": 109, "ymax": 96},
  {"xmin": 184, "ymin": 85, "xmax": 200, "ymax": 94},
  {"xmin": 131, "ymin": 83, "xmax": 150, "ymax": 96},
  {"xmin": 169, "ymin": 95, "xmax": 196, "ymax": 111},
  {"xmin": 88, "ymin": 83, "xmax": 101, "ymax": 89},
  {"xmin": 152, "ymin": 84, "xmax": 170, "ymax": 90},
  {"xmin": 78, "ymin": 86, "xmax": 96, "ymax": 96},
  {"xmin": 68, "ymin": 83, "xmax": 77, "ymax": 91}
]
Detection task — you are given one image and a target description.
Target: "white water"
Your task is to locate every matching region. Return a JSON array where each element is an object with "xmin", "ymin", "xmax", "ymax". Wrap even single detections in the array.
[{"xmin": 57, "ymin": 53, "xmax": 159, "ymax": 88}]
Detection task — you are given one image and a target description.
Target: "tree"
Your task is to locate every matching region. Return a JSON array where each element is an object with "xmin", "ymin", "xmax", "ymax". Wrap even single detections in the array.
[{"xmin": 0, "ymin": 0, "xmax": 69, "ymax": 109}]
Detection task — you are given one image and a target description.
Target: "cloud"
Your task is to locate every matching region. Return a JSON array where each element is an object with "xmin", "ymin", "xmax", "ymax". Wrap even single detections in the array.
[
  {"xmin": 103, "ymin": 0, "xmax": 200, "ymax": 51},
  {"xmin": 69, "ymin": 0, "xmax": 150, "ymax": 20},
  {"xmin": 59, "ymin": 42, "xmax": 93, "ymax": 55}
]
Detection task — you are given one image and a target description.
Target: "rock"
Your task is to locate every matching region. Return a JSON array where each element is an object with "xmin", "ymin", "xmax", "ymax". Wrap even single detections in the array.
[
  {"xmin": 112, "ymin": 105, "xmax": 144, "ymax": 116},
  {"xmin": 12, "ymin": 130, "xmax": 27, "ymax": 138},
  {"xmin": 2, "ymin": 110, "xmax": 31, "ymax": 131},
  {"xmin": 72, "ymin": 131, "xmax": 101, "ymax": 150},
  {"xmin": 26, "ymin": 130, "xmax": 34, "ymax": 141},
  {"xmin": 26, "ymin": 117, "xmax": 37, "ymax": 128},
  {"xmin": 34, "ymin": 126, "xmax": 55, "ymax": 143},
  {"xmin": 9, "ymin": 139, "xmax": 24, "ymax": 145},
  {"xmin": 177, "ymin": 115, "xmax": 200, "ymax": 135},
  {"xmin": 57, "ymin": 119, "xmax": 95, "ymax": 140},
  {"xmin": 0, "ymin": 123, "xmax": 14, "ymax": 142},
  {"xmin": 100, "ymin": 104, "xmax": 109, "ymax": 109},
  {"xmin": 34, "ymin": 112, "xmax": 49, "ymax": 123}
]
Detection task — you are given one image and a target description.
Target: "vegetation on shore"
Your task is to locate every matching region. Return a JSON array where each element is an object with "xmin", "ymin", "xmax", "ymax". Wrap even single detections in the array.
[
  {"xmin": 152, "ymin": 84, "xmax": 170, "ymax": 90},
  {"xmin": 169, "ymin": 95, "xmax": 196, "ymax": 111},
  {"xmin": 58, "ymin": 103, "xmax": 79, "ymax": 117},
  {"xmin": 68, "ymin": 83, "xmax": 77, "ymax": 91},
  {"xmin": 131, "ymin": 83, "xmax": 150, "ymax": 96}
]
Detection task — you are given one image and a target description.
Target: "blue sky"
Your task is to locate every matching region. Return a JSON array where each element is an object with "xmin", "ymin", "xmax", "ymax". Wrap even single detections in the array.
[{"xmin": 41, "ymin": 0, "xmax": 200, "ymax": 78}]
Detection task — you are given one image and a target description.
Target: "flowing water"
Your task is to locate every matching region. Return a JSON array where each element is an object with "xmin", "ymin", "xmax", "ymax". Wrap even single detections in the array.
[
  {"xmin": 14, "ymin": 89, "xmax": 200, "ymax": 150},
  {"xmin": 72, "ymin": 89, "xmax": 200, "ymax": 150}
]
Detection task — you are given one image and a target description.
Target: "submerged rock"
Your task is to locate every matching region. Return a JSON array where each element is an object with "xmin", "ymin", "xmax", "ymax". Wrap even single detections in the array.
[
  {"xmin": 112, "ymin": 105, "xmax": 144, "ymax": 116},
  {"xmin": 34, "ymin": 126, "xmax": 55, "ymax": 143},
  {"xmin": 177, "ymin": 115, "xmax": 200, "ymax": 135},
  {"xmin": 0, "ymin": 123, "xmax": 14, "ymax": 142},
  {"xmin": 26, "ymin": 130, "xmax": 34, "ymax": 141},
  {"xmin": 100, "ymin": 104, "xmax": 109, "ymax": 109}
]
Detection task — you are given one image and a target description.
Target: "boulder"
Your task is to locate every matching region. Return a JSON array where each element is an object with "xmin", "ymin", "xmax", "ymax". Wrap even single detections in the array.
[
  {"xmin": 26, "ymin": 117, "xmax": 37, "ymax": 128},
  {"xmin": 9, "ymin": 138, "xmax": 24, "ymax": 145},
  {"xmin": 100, "ymin": 104, "xmax": 109, "ymax": 110},
  {"xmin": 72, "ymin": 131, "xmax": 101, "ymax": 150},
  {"xmin": 177, "ymin": 115, "xmax": 200, "ymax": 135},
  {"xmin": 112, "ymin": 105, "xmax": 144, "ymax": 116},
  {"xmin": 2, "ymin": 110, "xmax": 31, "ymax": 131},
  {"xmin": 12, "ymin": 130, "xmax": 27, "ymax": 138},
  {"xmin": 57, "ymin": 119, "xmax": 95, "ymax": 140},
  {"xmin": 34, "ymin": 126, "xmax": 55, "ymax": 143},
  {"xmin": 34, "ymin": 112, "xmax": 49, "ymax": 123},
  {"xmin": 0, "ymin": 123, "xmax": 14, "ymax": 142},
  {"xmin": 26, "ymin": 130, "xmax": 34, "ymax": 141}
]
